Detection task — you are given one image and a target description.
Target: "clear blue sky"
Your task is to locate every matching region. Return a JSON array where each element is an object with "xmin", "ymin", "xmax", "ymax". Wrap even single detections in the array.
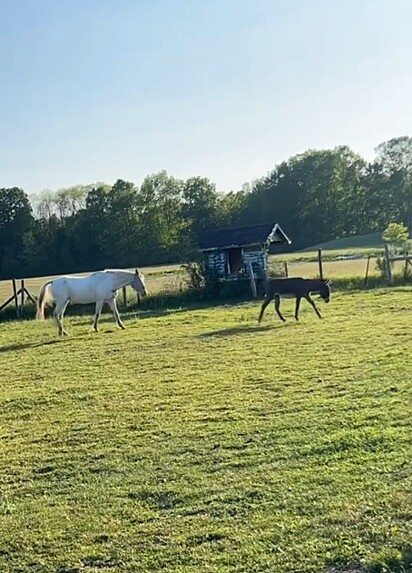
[{"xmin": 1, "ymin": 0, "xmax": 411, "ymax": 195}]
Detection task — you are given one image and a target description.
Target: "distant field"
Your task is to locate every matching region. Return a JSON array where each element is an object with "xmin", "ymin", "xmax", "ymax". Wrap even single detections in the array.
[
  {"xmin": 0, "ymin": 264, "xmax": 184, "ymax": 303},
  {"xmin": 277, "ymin": 257, "xmax": 377, "ymax": 279},
  {"xmin": 0, "ymin": 288, "xmax": 410, "ymax": 572},
  {"xmin": 270, "ymin": 256, "xmax": 409, "ymax": 280},
  {"xmin": 0, "ymin": 239, "xmax": 399, "ymax": 308},
  {"xmin": 301, "ymin": 232, "xmax": 384, "ymax": 252}
]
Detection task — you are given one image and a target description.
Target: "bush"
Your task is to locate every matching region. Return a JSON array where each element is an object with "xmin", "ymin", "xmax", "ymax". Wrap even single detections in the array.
[{"xmin": 382, "ymin": 222, "xmax": 409, "ymax": 244}]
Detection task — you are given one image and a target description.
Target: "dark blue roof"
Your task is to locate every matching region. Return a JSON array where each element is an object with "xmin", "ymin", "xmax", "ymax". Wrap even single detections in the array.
[{"xmin": 199, "ymin": 223, "xmax": 291, "ymax": 251}]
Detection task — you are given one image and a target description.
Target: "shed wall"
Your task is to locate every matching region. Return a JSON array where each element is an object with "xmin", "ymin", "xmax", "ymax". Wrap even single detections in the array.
[{"xmin": 204, "ymin": 247, "xmax": 268, "ymax": 281}]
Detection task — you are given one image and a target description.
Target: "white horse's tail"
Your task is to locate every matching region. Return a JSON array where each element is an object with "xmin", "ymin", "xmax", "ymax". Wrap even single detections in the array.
[{"xmin": 36, "ymin": 281, "xmax": 53, "ymax": 320}]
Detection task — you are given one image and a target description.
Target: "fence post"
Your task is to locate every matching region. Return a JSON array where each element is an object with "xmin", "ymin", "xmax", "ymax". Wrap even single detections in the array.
[
  {"xmin": 12, "ymin": 279, "xmax": 19, "ymax": 318},
  {"xmin": 247, "ymin": 261, "xmax": 257, "ymax": 298},
  {"xmin": 384, "ymin": 244, "xmax": 393, "ymax": 283},
  {"xmin": 317, "ymin": 249, "xmax": 323, "ymax": 280},
  {"xmin": 404, "ymin": 252, "xmax": 409, "ymax": 279},
  {"xmin": 364, "ymin": 255, "xmax": 371, "ymax": 285},
  {"xmin": 284, "ymin": 262, "xmax": 288, "ymax": 277},
  {"xmin": 20, "ymin": 279, "xmax": 25, "ymax": 318}
]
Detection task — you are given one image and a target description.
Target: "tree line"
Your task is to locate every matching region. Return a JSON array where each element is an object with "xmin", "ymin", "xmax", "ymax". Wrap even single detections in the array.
[{"xmin": 1, "ymin": 136, "xmax": 411, "ymax": 280}]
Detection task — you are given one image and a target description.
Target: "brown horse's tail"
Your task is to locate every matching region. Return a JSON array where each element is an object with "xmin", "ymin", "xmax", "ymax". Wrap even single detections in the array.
[{"xmin": 36, "ymin": 281, "xmax": 52, "ymax": 320}]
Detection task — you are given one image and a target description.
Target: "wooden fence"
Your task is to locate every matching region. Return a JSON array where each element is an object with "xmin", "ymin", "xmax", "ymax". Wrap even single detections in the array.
[
  {"xmin": 0, "ymin": 280, "xmax": 138, "ymax": 320},
  {"xmin": 384, "ymin": 245, "xmax": 412, "ymax": 283},
  {"xmin": 278, "ymin": 250, "xmax": 374, "ymax": 284},
  {"xmin": 0, "ymin": 279, "xmax": 36, "ymax": 318}
]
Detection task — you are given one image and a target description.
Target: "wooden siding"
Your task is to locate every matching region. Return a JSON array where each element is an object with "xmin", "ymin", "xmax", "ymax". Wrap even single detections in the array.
[
  {"xmin": 204, "ymin": 248, "xmax": 267, "ymax": 281},
  {"xmin": 242, "ymin": 249, "xmax": 267, "ymax": 278}
]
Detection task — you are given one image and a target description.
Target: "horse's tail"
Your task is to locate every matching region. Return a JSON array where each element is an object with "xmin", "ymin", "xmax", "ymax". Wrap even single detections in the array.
[{"xmin": 36, "ymin": 281, "xmax": 53, "ymax": 320}]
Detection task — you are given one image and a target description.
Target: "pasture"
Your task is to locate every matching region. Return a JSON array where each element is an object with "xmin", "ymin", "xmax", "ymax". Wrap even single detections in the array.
[
  {"xmin": 0, "ymin": 263, "xmax": 183, "ymax": 304},
  {"xmin": 0, "ymin": 251, "xmax": 393, "ymax": 314},
  {"xmin": 0, "ymin": 287, "xmax": 411, "ymax": 573}
]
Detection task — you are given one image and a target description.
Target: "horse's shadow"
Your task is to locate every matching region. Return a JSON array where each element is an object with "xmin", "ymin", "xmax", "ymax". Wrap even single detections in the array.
[
  {"xmin": 0, "ymin": 339, "xmax": 65, "ymax": 354},
  {"xmin": 196, "ymin": 322, "xmax": 294, "ymax": 339},
  {"xmin": 74, "ymin": 307, "xmax": 187, "ymax": 326}
]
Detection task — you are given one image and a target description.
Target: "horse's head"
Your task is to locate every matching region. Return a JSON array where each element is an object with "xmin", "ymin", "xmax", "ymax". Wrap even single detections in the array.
[
  {"xmin": 132, "ymin": 268, "xmax": 147, "ymax": 296},
  {"xmin": 319, "ymin": 279, "xmax": 331, "ymax": 303}
]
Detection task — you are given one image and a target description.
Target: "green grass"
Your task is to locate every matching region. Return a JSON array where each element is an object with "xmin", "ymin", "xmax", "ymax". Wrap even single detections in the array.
[
  {"xmin": 0, "ymin": 240, "xmax": 388, "ymax": 313},
  {"xmin": 301, "ymin": 233, "xmax": 384, "ymax": 252},
  {"xmin": 0, "ymin": 263, "xmax": 184, "ymax": 303},
  {"xmin": 0, "ymin": 288, "xmax": 411, "ymax": 573}
]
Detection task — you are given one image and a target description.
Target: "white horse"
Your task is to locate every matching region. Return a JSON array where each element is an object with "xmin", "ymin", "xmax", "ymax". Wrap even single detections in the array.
[{"xmin": 36, "ymin": 269, "xmax": 147, "ymax": 335}]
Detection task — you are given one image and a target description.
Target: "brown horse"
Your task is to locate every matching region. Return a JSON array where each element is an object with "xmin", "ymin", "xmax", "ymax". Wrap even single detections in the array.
[{"xmin": 258, "ymin": 277, "xmax": 331, "ymax": 323}]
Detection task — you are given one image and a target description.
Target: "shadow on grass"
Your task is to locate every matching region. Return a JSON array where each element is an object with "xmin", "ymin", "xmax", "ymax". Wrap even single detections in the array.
[
  {"xmin": 326, "ymin": 544, "xmax": 412, "ymax": 573},
  {"xmin": 196, "ymin": 322, "xmax": 294, "ymax": 338},
  {"xmin": 74, "ymin": 306, "xmax": 189, "ymax": 326},
  {"xmin": 0, "ymin": 339, "xmax": 65, "ymax": 354}
]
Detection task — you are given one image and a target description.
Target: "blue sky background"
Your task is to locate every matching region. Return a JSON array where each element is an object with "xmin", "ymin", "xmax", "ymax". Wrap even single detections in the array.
[{"xmin": 1, "ymin": 0, "xmax": 411, "ymax": 194}]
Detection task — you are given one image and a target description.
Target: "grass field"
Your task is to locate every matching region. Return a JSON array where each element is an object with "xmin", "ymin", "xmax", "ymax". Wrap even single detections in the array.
[
  {"xmin": 0, "ymin": 235, "xmax": 387, "ymax": 305},
  {"xmin": 0, "ymin": 287, "xmax": 411, "ymax": 573},
  {"xmin": 0, "ymin": 252, "xmax": 391, "ymax": 306},
  {"xmin": 0, "ymin": 263, "xmax": 185, "ymax": 304},
  {"xmin": 301, "ymin": 233, "xmax": 384, "ymax": 252},
  {"xmin": 0, "ymin": 234, "xmax": 398, "ymax": 307}
]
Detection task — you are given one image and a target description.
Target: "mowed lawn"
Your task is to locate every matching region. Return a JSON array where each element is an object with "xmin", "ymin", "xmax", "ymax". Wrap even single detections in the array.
[{"xmin": 0, "ymin": 289, "xmax": 411, "ymax": 573}]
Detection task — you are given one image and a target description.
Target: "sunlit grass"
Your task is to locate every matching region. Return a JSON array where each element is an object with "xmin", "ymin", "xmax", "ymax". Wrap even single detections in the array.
[{"xmin": 0, "ymin": 288, "xmax": 411, "ymax": 572}]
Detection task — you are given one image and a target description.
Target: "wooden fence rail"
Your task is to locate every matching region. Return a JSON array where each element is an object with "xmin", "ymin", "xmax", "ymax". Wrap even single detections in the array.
[
  {"xmin": 384, "ymin": 245, "xmax": 412, "ymax": 283},
  {"xmin": 0, "ymin": 279, "xmax": 36, "ymax": 318}
]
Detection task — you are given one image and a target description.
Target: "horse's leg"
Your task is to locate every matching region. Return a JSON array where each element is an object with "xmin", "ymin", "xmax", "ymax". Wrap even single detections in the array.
[
  {"xmin": 258, "ymin": 296, "xmax": 271, "ymax": 323},
  {"xmin": 53, "ymin": 306, "xmax": 63, "ymax": 336},
  {"xmin": 294, "ymin": 297, "xmax": 301, "ymax": 321},
  {"xmin": 60, "ymin": 300, "xmax": 70, "ymax": 335},
  {"xmin": 93, "ymin": 301, "xmax": 104, "ymax": 332},
  {"xmin": 108, "ymin": 298, "xmax": 126, "ymax": 329},
  {"xmin": 305, "ymin": 294, "xmax": 322, "ymax": 319},
  {"xmin": 274, "ymin": 295, "xmax": 286, "ymax": 322},
  {"xmin": 54, "ymin": 300, "xmax": 69, "ymax": 336}
]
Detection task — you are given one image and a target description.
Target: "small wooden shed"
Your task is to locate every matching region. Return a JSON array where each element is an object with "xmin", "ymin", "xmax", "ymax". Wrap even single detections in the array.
[{"xmin": 198, "ymin": 222, "xmax": 291, "ymax": 285}]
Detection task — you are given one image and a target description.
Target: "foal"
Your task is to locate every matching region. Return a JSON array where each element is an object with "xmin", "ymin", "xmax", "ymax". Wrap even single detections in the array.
[{"xmin": 258, "ymin": 277, "xmax": 331, "ymax": 323}]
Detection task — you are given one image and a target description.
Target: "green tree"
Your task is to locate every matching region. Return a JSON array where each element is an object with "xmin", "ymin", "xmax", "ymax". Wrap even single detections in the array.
[
  {"xmin": 138, "ymin": 171, "xmax": 185, "ymax": 262},
  {"xmin": 106, "ymin": 179, "xmax": 141, "ymax": 266},
  {"xmin": 374, "ymin": 137, "xmax": 412, "ymax": 230},
  {"xmin": 0, "ymin": 187, "xmax": 34, "ymax": 277},
  {"xmin": 382, "ymin": 222, "xmax": 409, "ymax": 243},
  {"xmin": 73, "ymin": 185, "xmax": 112, "ymax": 269},
  {"xmin": 217, "ymin": 189, "xmax": 248, "ymax": 227},
  {"xmin": 182, "ymin": 176, "xmax": 218, "ymax": 234}
]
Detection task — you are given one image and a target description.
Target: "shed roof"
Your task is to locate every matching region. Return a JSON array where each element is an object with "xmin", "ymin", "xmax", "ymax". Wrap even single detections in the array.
[{"xmin": 199, "ymin": 223, "xmax": 291, "ymax": 251}]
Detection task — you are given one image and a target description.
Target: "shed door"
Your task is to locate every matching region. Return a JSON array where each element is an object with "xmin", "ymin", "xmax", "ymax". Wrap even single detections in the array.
[{"xmin": 227, "ymin": 248, "xmax": 243, "ymax": 273}]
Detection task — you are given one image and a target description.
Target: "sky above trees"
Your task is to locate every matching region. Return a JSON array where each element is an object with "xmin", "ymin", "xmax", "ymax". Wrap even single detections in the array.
[{"xmin": 2, "ymin": 0, "xmax": 412, "ymax": 195}]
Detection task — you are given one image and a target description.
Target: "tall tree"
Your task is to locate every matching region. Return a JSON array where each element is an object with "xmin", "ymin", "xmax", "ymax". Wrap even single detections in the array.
[
  {"xmin": 182, "ymin": 176, "xmax": 218, "ymax": 233},
  {"xmin": 138, "ymin": 171, "xmax": 185, "ymax": 261},
  {"xmin": 374, "ymin": 136, "xmax": 412, "ymax": 230},
  {"xmin": 0, "ymin": 187, "xmax": 34, "ymax": 277}
]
